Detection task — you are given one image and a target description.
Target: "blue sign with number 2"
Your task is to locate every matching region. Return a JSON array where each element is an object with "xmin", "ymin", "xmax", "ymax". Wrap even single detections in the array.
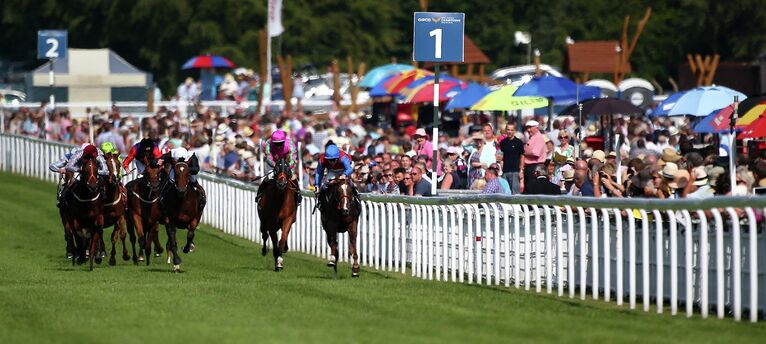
[
  {"xmin": 37, "ymin": 30, "xmax": 67, "ymax": 59},
  {"xmin": 413, "ymin": 12, "xmax": 464, "ymax": 63}
]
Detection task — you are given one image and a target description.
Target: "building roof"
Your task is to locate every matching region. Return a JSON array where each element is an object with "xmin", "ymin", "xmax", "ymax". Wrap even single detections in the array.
[
  {"xmin": 567, "ymin": 41, "xmax": 631, "ymax": 74},
  {"xmin": 423, "ymin": 34, "xmax": 490, "ymax": 66}
]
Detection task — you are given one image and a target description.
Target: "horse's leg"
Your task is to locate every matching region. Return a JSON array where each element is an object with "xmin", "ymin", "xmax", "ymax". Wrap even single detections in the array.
[
  {"xmin": 95, "ymin": 226, "xmax": 104, "ymax": 265},
  {"xmin": 119, "ymin": 217, "xmax": 129, "ymax": 261},
  {"xmin": 260, "ymin": 223, "xmax": 269, "ymax": 256},
  {"xmin": 325, "ymin": 227, "xmax": 338, "ymax": 267},
  {"xmin": 271, "ymin": 229, "xmax": 281, "ymax": 271},
  {"xmin": 109, "ymin": 223, "xmax": 118, "ymax": 266},
  {"xmin": 153, "ymin": 231, "xmax": 163, "ymax": 257},
  {"xmin": 349, "ymin": 220, "xmax": 360, "ymax": 277},
  {"xmin": 133, "ymin": 214, "xmax": 145, "ymax": 263},
  {"xmin": 166, "ymin": 224, "xmax": 182, "ymax": 272},
  {"xmin": 89, "ymin": 227, "xmax": 99, "ymax": 271},
  {"xmin": 144, "ymin": 223, "xmax": 155, "ymax": 266},
  {"xmin": 278, "ymin": 217, "xmax": 294, "ymax": 258},
  {"xmin": 183, "ymin": 220, "xmax": 197, "ymax": 254},
  {"xmin": 127, "ymin": 214, "xmax": 139, "ymax": 264},
  {"xmin": 60, "ymin": 209, "xmax": 74, "ymax": 259}
]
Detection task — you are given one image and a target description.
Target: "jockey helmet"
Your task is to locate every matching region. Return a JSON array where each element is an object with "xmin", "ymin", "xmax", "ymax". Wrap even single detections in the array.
[
  {"xmin": 171, "ymin": 147, "xmax": 189, "ymax": 161},
  {"xmin": 81, "ymin": 143, "xmax": 91, "ymax": 149},
  {"xmin": 100, "ymin": 142, "xmax": 117, "ymax": 155},
  {"xmin": 139, "ymin": 138, "xmax": 154, "ymax": 150},
  {"xmin": 325, "ymin": 144, "xmax": 340, "ymax": 159},
  {"xmin": 271, "ymin": 130, "xmax": 286, "ymax": 143},
  {"xmin": 83, "ymin": 144, "xmax": 98, "ymax": 158}
]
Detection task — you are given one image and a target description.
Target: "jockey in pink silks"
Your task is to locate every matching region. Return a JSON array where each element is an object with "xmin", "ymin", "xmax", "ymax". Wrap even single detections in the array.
[{"xmin": 256, "ymin": 130, "xmax": 301, "ymax": 206}]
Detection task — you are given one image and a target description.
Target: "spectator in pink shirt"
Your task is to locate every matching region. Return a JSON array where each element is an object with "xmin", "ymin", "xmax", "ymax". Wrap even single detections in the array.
[
  {"xmin": 522, "ymin": 120, "xmax": 546, "ymax": 185},
  {"xmin": 413, "ymin": 128, "xmax": 441, "ymax": 176}
]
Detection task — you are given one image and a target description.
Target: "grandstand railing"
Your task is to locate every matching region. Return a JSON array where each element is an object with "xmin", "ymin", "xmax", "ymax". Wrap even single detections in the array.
[{"xmin": 1, "ymin": 133, "xmax": 763, "ymax": 322}]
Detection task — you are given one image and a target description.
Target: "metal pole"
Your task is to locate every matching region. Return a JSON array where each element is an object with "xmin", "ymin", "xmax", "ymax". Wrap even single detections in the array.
[
  {"xmin": 0, "ymin": 112, "xmax": 4, "ymax": 134},
  {"xmin": 88, "ymin": 113, "xmax": 94, "ymax": 143},
  {"xmin": 730, "ymin": 96, "xmax": 738, "ymax": 193},
  {"xmin": 297, "ymin": 141, "xmax": 303, "ymax": 190},
  {"xmin": 46, "ymin": 57, "xmax": 56, "ymax": 140},
  {"xmin": 431, "ymin": 63, "xmax": 440, "ymax": 196}
]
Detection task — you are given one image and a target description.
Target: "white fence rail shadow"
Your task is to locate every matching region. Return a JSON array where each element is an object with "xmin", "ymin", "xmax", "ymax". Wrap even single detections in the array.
[{"xmin": 1, "ymin": 133, "xmax": 764, "ymax": 322}]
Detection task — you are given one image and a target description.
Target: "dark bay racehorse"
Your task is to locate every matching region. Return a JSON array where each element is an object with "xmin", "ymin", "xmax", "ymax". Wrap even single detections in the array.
[
  {"xmin": 126, "ymin": 160, "xmax": 163, "ymax": 265},
  {"xmin": 102, "ymin": 153, "xmax": 129, "ymax": 266},
  {"xmin": 257, "ymin": 157, "xmax": 298, "ymax": 271},
  {"xmin": 161, "ymin": 159, "xmax": 205, "ymax": 272},
  {"xmin": 58, "ymin": 171, "xmax": 75, "ymax": 258},
  {"xmin": 320, "ymin": 179, "xmax": 361, "ymax": 277},
  {"xmin": 62, "ymin": 158, "xmax": 104, "ymax": 270}
]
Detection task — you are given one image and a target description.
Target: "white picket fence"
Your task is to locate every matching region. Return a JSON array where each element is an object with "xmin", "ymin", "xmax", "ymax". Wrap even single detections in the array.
[{"xmin": 1, "ymin": 133, "xmax": 764, "ymax": 322}]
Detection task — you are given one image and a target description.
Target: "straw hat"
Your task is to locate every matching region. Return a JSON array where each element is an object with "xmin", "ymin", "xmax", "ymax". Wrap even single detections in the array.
[
  {"xmin": 525, "ymin": 120, "xmax": 539, "ymax": 127},
  {"xmin": 661, "ymin": 147, "xmax": 681, "ymax": 163},
  {"xmin": 670, "ymin": 169, "xmax": 690, "ymax": 189},
  {"xmin": 692, "ymin": 166, "xmax": 709, "ymax": 186},
  {"xmin": 661, "ymin": 162, "xmax": 679, "ymax": 179},
  {"xmin": 592, "ymin": 150, "xmax": 606, "ymax": 164},
  {"xmin": 668, "ymin": 126, "xmax": 680, "ymax": 136},
  {"xmin": 586, "ymin": 124, "xmax": 598, "ymax": 136},
  {"xmin": 563, "ymin": 169, "xmax": 575, "ymax": 182}
]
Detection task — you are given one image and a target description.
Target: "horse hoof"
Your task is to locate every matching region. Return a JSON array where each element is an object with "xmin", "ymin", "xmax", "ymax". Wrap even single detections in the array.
[
  {"xmin": 173, "ymin": 265, "xmax": 181, "ymax": 273},
  {"xmin": 66, "ymin": 253, "xmax": 74, "ymax": 259},
  {"xmin": 276, "ymin": 257, "xmax": 284, "ymax": 270},
  {"xmin": 167, "ymin": 256, "xmax": 172, "ymax": 264},
  {"xmin": 352, "ymin": 266, "xmax": 360, "ymax": 277},
  {"xmin": 138, "ymin": 256, "xmax": 145, "ymax": 262},
  {"xmin": 154, "ymin": 253, "xmax": 161, "ymax": 258},
  {"xmin": 122, "ymin": 254, "xmax": 130, "ymax": 261},
  {"xmin": 327, "ymin": 255, "xmax": 336, "ymax": 267},
  {"xmin": 108, "ymin": 257, "xmax": 116, "ymax": 266},
  {"xmin": 352, "ymin": 272, "xmax": 360, "ymax": 277},
  {"xmin": 95, "ymin": 257, "xmax": 103, "ymax": 265},
  {"xmin": 261, "ymin": 246, "xmax": 268, "ymax": 256}
]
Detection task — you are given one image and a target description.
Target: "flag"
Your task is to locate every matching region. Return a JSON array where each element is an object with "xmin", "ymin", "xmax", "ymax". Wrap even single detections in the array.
[{"xmin": 268, "ymin": 0, "xmax": 284, "ymax": 37}]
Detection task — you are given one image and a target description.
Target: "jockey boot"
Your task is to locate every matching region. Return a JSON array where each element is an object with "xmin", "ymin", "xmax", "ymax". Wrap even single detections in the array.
[{"xmin": 295, "ymin": 189, "xmax": 302, "ymax": 207}]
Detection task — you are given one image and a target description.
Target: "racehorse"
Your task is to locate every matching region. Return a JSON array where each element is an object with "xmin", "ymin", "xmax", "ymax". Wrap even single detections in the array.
[
  {"xmin": 102, "ymin": 153, "xmax": 129, "ymax": 266},
  {"xmin": 257, "ymin": 157, "xmax": 298, "ymax": 271},
  {"xmin": 62, "ymin": 158, "xmax": 104, "ymax": 270},
  {"xmin": 320, "ymin": 179, "xmax": 361, "ymax": 277},
  {"xmin": 126, "ymin": 159, "xmax": 163, "ymax": 266},
  {"xmin": 161, "ymin": 158, "xmax": 205, "ymax": 272},
  {"xmin": 58, "ymin": 171, "xmax": 75, "ymax": 258}
]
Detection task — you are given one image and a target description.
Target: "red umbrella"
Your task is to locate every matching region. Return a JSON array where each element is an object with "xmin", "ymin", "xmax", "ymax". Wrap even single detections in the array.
[
  {"xmin": 182, "ymin": 55, "xmax": 235, "ymax": 69},
  {"xmin": 737, "ymin": 115, "xmax": 766, "ymax": 139},
  {"xmin": 400, "ymin": 79, "xmax": 460, "ymax": 103}
]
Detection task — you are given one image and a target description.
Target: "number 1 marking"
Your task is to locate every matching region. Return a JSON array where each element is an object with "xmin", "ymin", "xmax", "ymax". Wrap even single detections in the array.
[{"xmin": 429, "ymin": 28, "xmax": 442, "ymax": 59}]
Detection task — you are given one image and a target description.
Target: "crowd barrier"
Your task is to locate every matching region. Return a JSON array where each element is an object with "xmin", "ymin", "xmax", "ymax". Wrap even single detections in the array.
[{"xmin": 1, "ymin": 133, "xmax": 763, "ymax": 322}]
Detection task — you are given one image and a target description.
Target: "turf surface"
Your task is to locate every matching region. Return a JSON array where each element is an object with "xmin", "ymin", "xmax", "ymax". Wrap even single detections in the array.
[{"xmin": 0, "ymin": 172, "xmax": 763, "ymax": 343}]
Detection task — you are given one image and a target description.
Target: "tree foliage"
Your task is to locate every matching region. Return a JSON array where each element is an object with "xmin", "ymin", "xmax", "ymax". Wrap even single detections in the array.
[{"xmin": 1, "ymin": 0, "xmax": 764, "ymax": 94}]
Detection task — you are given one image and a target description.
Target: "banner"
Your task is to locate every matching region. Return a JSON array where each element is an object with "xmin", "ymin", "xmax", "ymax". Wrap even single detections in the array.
[{"xmin": 268, "ymin": 0, "xmax": 284, "ymax": 37}]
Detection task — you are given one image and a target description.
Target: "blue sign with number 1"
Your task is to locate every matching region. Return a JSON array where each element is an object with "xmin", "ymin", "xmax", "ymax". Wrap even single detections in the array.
[
  {"xmin": 413, "ymin": 12, "xmax": 464, "ymax": 63},
  {"xmin": 37, "ymin": 30, "xmax": 67, "ymax": 59}
]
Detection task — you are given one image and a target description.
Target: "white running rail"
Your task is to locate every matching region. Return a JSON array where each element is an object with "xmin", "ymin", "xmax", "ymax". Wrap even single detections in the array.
[{"xmin": 1, "ymin": 133, "xmax": 764, "ymax": 322}]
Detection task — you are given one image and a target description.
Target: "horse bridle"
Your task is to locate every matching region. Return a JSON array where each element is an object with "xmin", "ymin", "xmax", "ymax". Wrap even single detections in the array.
[
  {"xmin": 72, "ymin": 159, "xmax": 100, "ymax": 203},
  {"xmin": 173, "ymin": 161, "xmax": 190, "ymax": 191},
  {"xmin": 333, "ymin": 181, "xmax": 352, "ymax": 211}
]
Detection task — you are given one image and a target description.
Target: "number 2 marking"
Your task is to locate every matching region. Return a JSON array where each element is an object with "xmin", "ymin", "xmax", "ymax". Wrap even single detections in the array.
[
  {"xmin": 45, "ymin": 38, "xmax": 59, "ymax": 58},
  {"xmin": 429, "ymin": 28, "xmax": 442, "ymax": 59}
]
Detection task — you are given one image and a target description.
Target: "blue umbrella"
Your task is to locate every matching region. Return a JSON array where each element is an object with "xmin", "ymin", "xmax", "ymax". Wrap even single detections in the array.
[
  {"xmin": 651, "ymin": 91, "xmax": 687, "ymax": 116},
  {"xmin": 663, "ymin": 86, "xmax": 747, "ymax": 117},
  {"xmin": 445, "ymin": 82, "xmax": 490, "ymax": 110},
  {"xmin": 358, "ymin": 64, "xmax": 414, "ymax": 88},
  {"xmin": 513, "ymin": 75, "xmax": 580, "ymax": 103}
]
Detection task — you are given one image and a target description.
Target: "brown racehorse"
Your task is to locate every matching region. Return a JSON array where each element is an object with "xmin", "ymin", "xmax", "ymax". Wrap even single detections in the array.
[
  {"xmin": 58, "ymin": 171, "xmax": 75, "ymax": 258},
  {"xmin": 102, "ymin": 153, "xmax": 129, "ymax": 266},
  {"xmin": 257, "ymin": 157, "xmax": 298, "ymax": 271},
  {"xmin": 320, "ymin": 179, "xmax": 361, "ymax": 278},
  {"xmin": 62, "ymin": 158, "xmax": 105, "ymax": 270},
  {"xmin": 125, "ymin": 160, "xmax": 163, "ymax": 266},
  {"xmin": 161, "ymin": 159, "xmax": 205, "ymax": 272}
]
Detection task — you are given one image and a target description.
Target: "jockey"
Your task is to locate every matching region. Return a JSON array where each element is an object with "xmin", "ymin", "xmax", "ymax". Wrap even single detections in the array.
[
  {"xmin": 314, "ymin": 143, "xmax": 354, "ymax": 210},
  {"xmin": 49, "ymin": 144, "xmax": 85, "ymax": 204},
  {"xmin": 123, "ymin": 138, "xmax": 161, "ymax": 176},
  {"xmin": 64, "ymin": 143, "xmax": 109, "ymax": 177},
  {"xmin": 100, "ymin": 141, "xmax": 122, "ymax": 178},
  {"xmin": 256, "ymin": 130, "xmax": 301, "ymax": 206},
  {"xmin": 161, "ymin": 147, "xmax": 206, "ymax": 211}
]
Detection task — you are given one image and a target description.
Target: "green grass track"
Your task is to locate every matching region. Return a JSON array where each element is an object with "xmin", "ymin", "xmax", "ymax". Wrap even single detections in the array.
[{"xmin": 0, "ymin": 172, "xmax": 763, "ymax": 343}]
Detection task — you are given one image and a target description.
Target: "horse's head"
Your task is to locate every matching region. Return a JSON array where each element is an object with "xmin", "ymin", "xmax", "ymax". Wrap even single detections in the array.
[
  {"xmin": 332, "ymin": 180, "xmax": 352, "ymax": 216},
  {"xmin": 80, "ymin": 158, "xmax": 99, "ymax": 193},
  {"xmin": 173, "ymin": 160, "xmax": 191, "ymax": 194},
  {"xmin": 143, "ymin": 159, "xmax": 161, "ymax": 190},
  {"xmin": 104, "ymin": 153, "xmax": 120, "ymax": 185},
  {"xmin": 274, "ymin": 157, "xmax": 291, "ymax": 190}
]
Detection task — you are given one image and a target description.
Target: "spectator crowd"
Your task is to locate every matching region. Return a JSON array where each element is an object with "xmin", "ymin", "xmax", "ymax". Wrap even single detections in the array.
[{"xmin": 3, "ymin": 77, "xmax": 766, "ymax": 200}]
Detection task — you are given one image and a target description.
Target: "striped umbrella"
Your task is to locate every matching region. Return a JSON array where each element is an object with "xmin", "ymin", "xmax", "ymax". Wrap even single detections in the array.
[{"xmin": 182, "ymin": 55, "xmax": 235, "ymax": 69}]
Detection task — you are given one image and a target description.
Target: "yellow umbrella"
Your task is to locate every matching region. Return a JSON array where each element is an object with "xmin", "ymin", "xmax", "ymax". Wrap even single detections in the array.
[
  {"xmin": 736, "ymin": 104, "xmax": 766, "ymax": 126},
  {"xmin": 470, "ymin": 85, "xmax": 549, "ymax": 111}
]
